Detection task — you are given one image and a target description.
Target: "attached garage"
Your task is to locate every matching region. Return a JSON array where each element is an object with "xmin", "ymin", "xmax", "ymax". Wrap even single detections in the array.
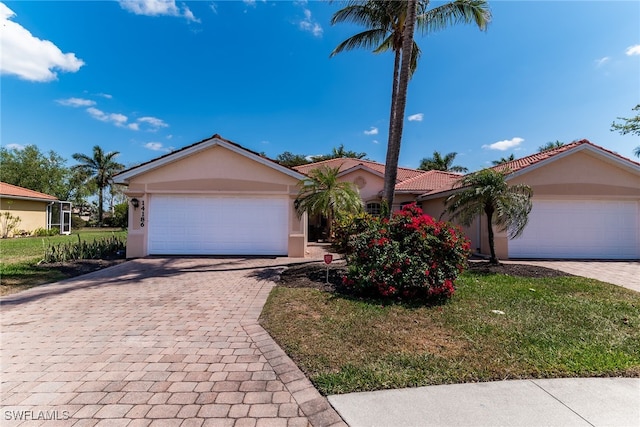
[
  {"xmin": 148, "ymin": 195, "xmax": 289, "ymax": 256},
  {"xmin": 113, "ymin": 134, "xmax": 308, "ymax": 258},
  {"xmin": 509, "ymin": 200, "xmax": 640, "ymax": 259}
]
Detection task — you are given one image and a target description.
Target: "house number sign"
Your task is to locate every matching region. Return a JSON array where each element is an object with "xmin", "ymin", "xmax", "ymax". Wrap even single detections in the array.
[{"xmin": 140, "ymin": 200, "xmax": 145, "ymax": 227}]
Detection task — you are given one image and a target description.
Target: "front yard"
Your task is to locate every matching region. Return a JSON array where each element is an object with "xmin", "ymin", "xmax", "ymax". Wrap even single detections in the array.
[
  {"xmin": 0, "ymin": 229, "xmax": 127, "ymax": 295},
  {"xmin": 260, "ymin": 262, "xmax": 640, "ymax": 395}
]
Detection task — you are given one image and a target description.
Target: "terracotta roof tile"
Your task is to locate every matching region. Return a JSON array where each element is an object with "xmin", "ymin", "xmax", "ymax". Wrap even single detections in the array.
[
  {"xmin": 0, "ymin": 182, "xmax": 58, "ymax": 201},
  {"xmin": 394, "ymin": 170, "xmax": 461, "ymax": 192},
  {"xmin": 490, "ymin": 139, "xmax": 640, "ymax": 173},
  {"xmin": 293, "ymin": 158, "xmax": 425, "ymax": 183}
]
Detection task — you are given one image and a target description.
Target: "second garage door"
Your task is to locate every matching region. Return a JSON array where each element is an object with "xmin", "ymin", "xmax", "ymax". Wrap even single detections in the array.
[
  {"xmin": 148, "ymin": 195, "xmax": 289, "ymax": 256},
  {"xmin": 509, "ymin": 200, "xmax": 639, "ymax": 259}
]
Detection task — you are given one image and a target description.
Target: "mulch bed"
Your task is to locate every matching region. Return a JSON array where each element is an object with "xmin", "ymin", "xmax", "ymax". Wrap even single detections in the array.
[
  {"xmin": 279, "ymin": 260, "xmax": 572, "ymax": 293},
  {"xmin": 36, "ymin": 258, "xmax": 127, "ymax": 278}
]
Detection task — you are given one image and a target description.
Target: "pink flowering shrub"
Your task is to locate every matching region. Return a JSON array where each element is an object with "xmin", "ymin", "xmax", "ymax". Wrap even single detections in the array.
[{"xmin": 343, "ymin": 203, "xmax": 471, "ymax": 301}]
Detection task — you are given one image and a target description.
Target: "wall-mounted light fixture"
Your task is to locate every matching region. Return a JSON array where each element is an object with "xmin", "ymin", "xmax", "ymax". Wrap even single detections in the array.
[{"xmin": 131, "ymin": 198, "xmax": 140, "ymax": 209}]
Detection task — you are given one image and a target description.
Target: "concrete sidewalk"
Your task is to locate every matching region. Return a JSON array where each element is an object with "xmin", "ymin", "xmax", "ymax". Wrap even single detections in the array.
[{"xmin": 328, "ymin": 378, "xmax": 640, "ymax": 427}]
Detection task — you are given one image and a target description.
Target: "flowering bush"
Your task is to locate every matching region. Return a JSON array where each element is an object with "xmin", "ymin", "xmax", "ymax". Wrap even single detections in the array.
[{"xmin": 343, "ymin": 203, "xmax": 471, "ymax": 301}]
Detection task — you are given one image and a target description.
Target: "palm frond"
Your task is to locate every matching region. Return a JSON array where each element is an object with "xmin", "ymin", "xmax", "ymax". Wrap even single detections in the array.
[
  {"xmin": 418, "ymin": 0, "xmax": 491, "ymax": 34},
  {"xmin": 331, "ymin": 29, "xmax": 389, "ymax": 56}
]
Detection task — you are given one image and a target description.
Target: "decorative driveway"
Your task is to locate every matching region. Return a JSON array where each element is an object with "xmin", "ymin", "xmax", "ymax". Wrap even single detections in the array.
[{"xmin": 1, "ymin": 257, "xmax": 345, "ymax": 427}]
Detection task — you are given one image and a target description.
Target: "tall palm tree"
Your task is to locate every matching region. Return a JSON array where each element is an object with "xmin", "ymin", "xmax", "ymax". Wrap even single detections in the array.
[
  {"xmin": 331, "ymin": 0, "xmax": 491, "ymax": 215},
  {"xmin": 72, "ymin": 145, "xmax": 124, "ymax": 226},
  {"xmin": 294, "ymin": 166, "xmax": 363, "ymax": 238},
  {"xmin": 419, "ymin": 151, "xmax": 468, "ymax": 172},
  {"xmin": 491, "ymin": 154, "xmax": 515, "ymax": 165},
  {"xmin": 444, "ymin": 168, "xmax": 533, "ymax": 264},
  {"xmin": 538, "ymin": 140, "xmax": 565, "ymax": 152}
]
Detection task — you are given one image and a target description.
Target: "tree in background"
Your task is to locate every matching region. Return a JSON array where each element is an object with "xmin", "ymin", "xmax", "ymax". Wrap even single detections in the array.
[
  {"xmin": 0, "ymin": 145, "xmax": 71, "ymax": 199},
  {"xmin": 312, "ymin": 144, "xmax": 367, "ymax": 161},
  {"xmin": 445, "ymin": 168, "xmax": 533, "ymax": 264},
  {"xmin": 491, "ymin": 154, "xmax": 515, "ymax": 165},
  {"xmin": 331, "ymin": 0, "xmax": 491, "ymax": 215},
  {"xmin": 276, "ymin": 151, "xmax": 311, "ymax": 167},
  {"xmin": 418, "ymin": 151, "xmax": 468, "ymax": 172},
  {"xmin": 538, "ymin": 140, "xmax": 565, "ymax": 152},
  {"xmin": 72, "ymin": 146, "xmax": 124, "ymax": 227},
  {"xmin": 294, "ymin": 166, "xmax": 363, "ymax": 239},
  {"xmin": 611, "ymin": 104, "xmax": 640, "ymax": 158}
]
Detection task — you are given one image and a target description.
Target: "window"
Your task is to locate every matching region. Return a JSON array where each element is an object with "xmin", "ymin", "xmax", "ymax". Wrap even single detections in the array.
[{"xmin": 366, "ymin": 202, "xmax": 381, "ymax": 215}]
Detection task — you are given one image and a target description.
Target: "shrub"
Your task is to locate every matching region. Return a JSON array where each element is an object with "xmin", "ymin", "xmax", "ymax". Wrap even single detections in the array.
[
  {"xmin": 332, "ymin": 211, "xmax": 376, "ymax": 253},
  {"xmin": 0, "ymin": 211, "xmax": 21, "ymax": 238},
  {"xmin": 343, "ymin": 203, "xmax": 471, "ymax": 301},
  {"xmin": 71, "ymin": 214, "xmax": 86, "ymax": 230},
  {"xmin": 42, "ymin": 234, "xmax": 126, "ymax": 263},
  {"xmin": 33, "ymin": 227, "xmax": 59, "ymax": 237}
]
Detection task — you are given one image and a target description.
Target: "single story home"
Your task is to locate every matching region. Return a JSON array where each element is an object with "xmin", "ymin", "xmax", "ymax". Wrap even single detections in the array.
[
  {"xmin": 113, "ymin": 135, "xmax": 308, "ymax": 258},
  {"xmin": 114, "ymin": 135, "xmax": 638, "ymax": 260},
  {"xmin": 0, "ymin": 182, "xmax": 71, "ymax": 236}
]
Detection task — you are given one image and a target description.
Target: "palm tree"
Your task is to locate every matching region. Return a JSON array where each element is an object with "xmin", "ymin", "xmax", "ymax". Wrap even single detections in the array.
[
  {"xmin": 72, "ymin": 146, "xmax": 124, "ymax": 226},
  {"xmin": 294, "ymin": 166, "xmax": 363, "ymax": 238},
  {"xmin": 491, "ymin": 154, "xmax": 515, "ymax": 165},
  {"xmin": 418, "ymin": 151, "xmax": 468, "ymax": 172},
  {"xmin": 444, "ymin": 168, "xmax": 533, "ymax": 264},
  {"xmin": 538, "ymin": 141, "xmax": 565, "ymax": 152},
  {"xmin": 312, "ymin": 144, "xmax": 367, "ymax": 162},
  {"xmin": 331, "ymin": 0, "xmax": 491, "ymax": 215},
  {"xmin": 634, "ymin": 146, "xmax": 640, "ymax": 158}
]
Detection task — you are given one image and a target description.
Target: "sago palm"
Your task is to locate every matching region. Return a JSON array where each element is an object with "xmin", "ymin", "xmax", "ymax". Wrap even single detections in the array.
[
  {"xmin": 72, "ymin": 145, "xmax": 124, "ymax": 226},
  {"xmin": 445, "ymin": 168, "xmax": 533, "ymax": 264},
  {"xmin": 419, "ymin": 151, "xmax": 468, "ymax": 172},
  {"xmin": 331, "ymin": 0, "xmax": 491, "ymax": 213},
  {"xmin": 294, "ymin": 166, "xmax": 363, "ymax": 238}
]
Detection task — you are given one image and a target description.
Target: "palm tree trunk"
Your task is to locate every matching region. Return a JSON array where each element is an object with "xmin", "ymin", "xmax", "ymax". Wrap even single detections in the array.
[
  {"xmin": 485, "ymin": 207, "xmax": 498, "ymax": 264},
  {"xmin": 386, "ymin": 48, "xmax": 401, "ymax": 169},
  {"xmin": 382, "ymin": 0, "xmax": 417, "ymax": 216},
  {"xmin": 98, "ymin": 186, "xmax": 104, "ymax": 227}
]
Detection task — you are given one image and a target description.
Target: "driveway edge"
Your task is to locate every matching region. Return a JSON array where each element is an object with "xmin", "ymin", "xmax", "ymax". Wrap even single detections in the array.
[{"xmin": 242, "ymin": 322, "xmax": 347, "ymax": 427}]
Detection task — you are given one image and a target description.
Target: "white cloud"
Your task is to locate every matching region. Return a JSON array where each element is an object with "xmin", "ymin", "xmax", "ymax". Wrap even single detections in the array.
[
  {"xmin": 144, "ymin": 142, "xmax": 170, "ymax": 152},
  {"xmin": 364, "ymin": 127, "xmax": 379, "ymax": 135},
  {"xmin": 625, "ymin": 44, "xmax": 640, "ymax": 56},
  {"xmin": 408, "ymin": 113, "xmax": 424, "ymax": 122},
  {"xmin": 210, "ymin": 2, "xmax": 218, "ymax": 14},
  {"xmin": 5, "ymin": 143, "xmax": 25, "ymax": 150},
  {"xmin": 128, "ymin": 123, "xmax": 140, "ymax": 131},
  {"xmin": 243, "ymin": 0, "xmax": 256, "ymax": 6},
  {"xmin": 98, "ymin": 93, "xmax": 113, "ymax": 99},
  {"xmin": 87, "ymin": 107, "xmax": 128, "ymax": 126},
  {"xmin": 482, "ymin": 137, "xmax": 524, "ymax": 151},
  {"xmin": 0, "ymin": 3, "xmax": 84, "ymax": 82},
  {"xmin": 57, "ymin": 97, "xmax": 96, "ymax": 107},
  {"xmin": 298, "ymin": 8, "xmax": 323, "ymax": 37},
  {"xmin": 118, "ymin": 0, "xmax": 199, "ymax": 22},
  {"xmin": 372, "ymin": 140, "xmax": 379, "ymax": 145},
  {"xmin": 137, "ymin": 116, "xmax": 168, "ymax": 129},
  {"xmin": 595, "ymin": 56, "xmax": 610, "ymax": 67}
]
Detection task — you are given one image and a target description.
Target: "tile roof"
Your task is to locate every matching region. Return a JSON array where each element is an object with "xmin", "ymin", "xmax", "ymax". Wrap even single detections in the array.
[
  {"xmin": 293, "ymin": 158, "xmax": 426, "ymax": 184},
  {"xmin": 394, "ymin": 170, "xmax": 462, "ymax": 192},
  {"xmin": 0, "ymin": 182, "xmax": 58, "ymax": 201},
  {"xmin": 490, "ymin": 139, "xmax": 640, "ymax": 174}
]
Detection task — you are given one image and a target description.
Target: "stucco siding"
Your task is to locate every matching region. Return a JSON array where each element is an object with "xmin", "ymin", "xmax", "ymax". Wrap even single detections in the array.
[{"xmin": 0, "ymin": 198, "xmax": 48, "ymax": 235}]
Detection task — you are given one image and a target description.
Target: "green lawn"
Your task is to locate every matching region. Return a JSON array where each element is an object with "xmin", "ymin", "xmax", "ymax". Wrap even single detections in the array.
[
  {"xmin": 260, "ymin": 271, "xmax": 640, "ymax": 395},
  {"xmin": 0, "ymin": 229, "xmax": 127, "ymax": 294}
]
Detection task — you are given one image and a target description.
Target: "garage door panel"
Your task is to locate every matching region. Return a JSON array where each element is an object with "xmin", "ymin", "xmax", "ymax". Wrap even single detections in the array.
[
  {"xmin": 509, "ymin": 200, "xmax": 639, "ymax": 259},
  {"xmin": 148, "ymin": 195, "xmax": 289, "ymax": 255}
]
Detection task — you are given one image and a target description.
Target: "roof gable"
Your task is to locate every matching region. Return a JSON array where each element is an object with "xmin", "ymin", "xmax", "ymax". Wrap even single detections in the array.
[
  {"xmin": 114, "ymin": 134, "xmax": 305, "ymax": 184},
  {"xmin": 0, "ymin": 182, "xmax": 58, "ymax": 201}
]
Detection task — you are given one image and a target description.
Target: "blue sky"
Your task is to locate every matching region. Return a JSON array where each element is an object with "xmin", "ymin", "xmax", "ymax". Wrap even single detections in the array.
[{"xmin": 1, "ymin": 0, "xmax": 639, "ymax": 172}]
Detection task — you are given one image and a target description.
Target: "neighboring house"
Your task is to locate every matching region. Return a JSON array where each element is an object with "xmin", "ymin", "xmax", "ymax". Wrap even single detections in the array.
[
  {"xmin": 113, "ymin": 135, "xmax": 308, "ymax": 258},
  {"xmin": 419, "ymin": 140, "xmax": 640, "ymax": 260},
  {"xmin": 0, "ymin": 182, "xmax": 71, "ymax": 236}
]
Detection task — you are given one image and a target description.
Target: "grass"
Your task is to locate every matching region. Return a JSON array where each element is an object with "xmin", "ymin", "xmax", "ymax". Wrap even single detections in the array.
[
  {"xmin": 0, "ymin": 229, "xmax": 127, "ymax": 295},
  {"xmin": 260, "ymin": 271, "xmax": 640, "ymax": 395}
]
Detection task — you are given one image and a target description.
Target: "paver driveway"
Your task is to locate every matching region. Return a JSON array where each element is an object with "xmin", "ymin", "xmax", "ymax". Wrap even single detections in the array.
[{"xmin": 1, "ymin": 257, "xmax": 345, "ymax": 427}]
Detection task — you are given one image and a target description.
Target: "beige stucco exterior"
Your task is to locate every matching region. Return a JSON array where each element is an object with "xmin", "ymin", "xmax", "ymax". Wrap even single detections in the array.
[
  {"xmin": 0, "ymin": 198, "xmax": 49, "ymax": 236},
  {"xmin": 423, "ymin": 148, "xmax": 640, "ymax": 260},
  {"xmin": 116, "ymin": 139, "xmax": 307, "ymax": 258}
]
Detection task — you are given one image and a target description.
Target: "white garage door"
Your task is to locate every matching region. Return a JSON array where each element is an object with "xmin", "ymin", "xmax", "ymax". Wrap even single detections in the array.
[
  {"xmin": 509, "ymin": 200, "xmax": 639, "ymax": 259},
  {"xmin": 148, "ymin": 195, "xmax": 289, "ymax": 255}
]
